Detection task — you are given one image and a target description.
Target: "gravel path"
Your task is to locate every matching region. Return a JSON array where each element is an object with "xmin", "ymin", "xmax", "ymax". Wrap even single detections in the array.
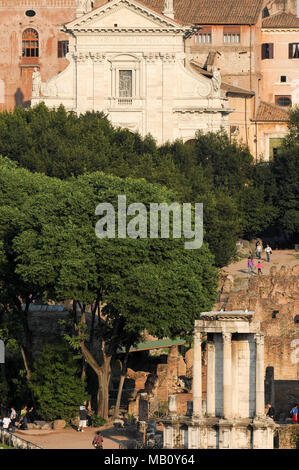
[
  {"xmin": 222, "ymin": 249, "xmax": 298, "ymax": 279},
  {"xmin": 15, "ymin": 426, "xmax": 131, "ymax": 450}
]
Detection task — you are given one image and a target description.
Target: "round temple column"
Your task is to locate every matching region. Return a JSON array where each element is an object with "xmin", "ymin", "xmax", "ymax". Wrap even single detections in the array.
[
  {"xmin": 222, "ymin": 332, "xmax": 232, "ymax": 419},
  {"xmin": 255, "ymin": 333, "xmax": 265, "ymax": 418},
  {"xmin": 206, "ymin": 339, "xmax": 215, "ymax": 417},
  {"xmin": 193, "ymin": 328, "xmax": 202, "ymax": 418}
]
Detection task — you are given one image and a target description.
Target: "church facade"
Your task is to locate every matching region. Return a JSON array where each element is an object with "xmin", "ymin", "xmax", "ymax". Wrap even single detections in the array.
[{"xmin": 31, "ymin": 0, "xmax": 232, "ymax": 144}]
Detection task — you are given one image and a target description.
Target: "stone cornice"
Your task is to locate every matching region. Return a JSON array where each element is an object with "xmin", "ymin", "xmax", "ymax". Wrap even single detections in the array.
[
  {"xmin": 65, "ymin": 0, "xmax": 188, "ymax": 33},
  {"xmin": 199, "ymin": 310, "xmax": 254, "ymax": 321},
  {"xmin": 173, "ymin": 107, "xmax": 233, "ymax": 114},
  {"xmin": 70, "ymin": 27, "xmax": 185, "ymax": 33}
]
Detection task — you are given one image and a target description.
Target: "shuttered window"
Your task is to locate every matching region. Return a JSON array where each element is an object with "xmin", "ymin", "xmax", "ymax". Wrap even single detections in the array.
[
  {"xmin": 289, "ymin": 43, "xmax": 299, "ymax": 59},
  {"xmin": 58, "ymin": 40, "xmax": 69, "ymax": 58},
  {"xmin": 262, "ymin": 43, "xmax": 274, "ymax": 59},
  {"xmin": 195, "ymin": 27, "xmax": 212, "ymax": 44},
  {"xmin": 223, "ymin": 26, "xmax": 240, "ymax": 44}
]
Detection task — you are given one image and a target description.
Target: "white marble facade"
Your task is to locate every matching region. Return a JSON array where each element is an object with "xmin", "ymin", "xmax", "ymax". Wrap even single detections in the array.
[{"xmin": 31, "ymin": 0, "xmax": 231, "ymax": 145}]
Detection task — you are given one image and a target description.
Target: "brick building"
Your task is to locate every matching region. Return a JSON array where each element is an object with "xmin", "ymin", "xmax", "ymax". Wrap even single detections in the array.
[
  {"xmin": 0, "ymin": 0, "xmax": 77, "ymax": 111},
  {"xmin": 0, "ymin": 0, "xmax": 298, "ymax": 158}
]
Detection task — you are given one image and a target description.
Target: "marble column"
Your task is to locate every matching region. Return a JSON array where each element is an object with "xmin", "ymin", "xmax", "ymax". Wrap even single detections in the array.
[
  {"xmin": 255, "ymin": 333, "xmax": 265, "ymax": 418},
  {"xmin": 222, "ymin": 332, "xmax": 232, "ymax": 419},
  {"xmin": 193, "ymin": 328, "xmax": 202, "ymax": 418},
  {"xmin": 206, "ymin": 339, "xmax": 215, "ymax": 417}
]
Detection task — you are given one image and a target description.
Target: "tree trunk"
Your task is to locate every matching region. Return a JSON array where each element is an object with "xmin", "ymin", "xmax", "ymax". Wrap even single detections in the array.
[
  {"xmin": 20, "ymin": 345, "xmax": 31, "ymax": 382},
  {"xmin": 113, "ymin": 344, "xmax": 131, "ymax": 419},
  {"xmin": 79, "ymin": 340, "xmax": 111, "ymax": 421},
  {"xmin": 96, "ymin": 356, "xmax": 111, "ymax": 419},
  {"xmin": 20, "ymin": 299, "xmax": 33, "ymax": 379}
]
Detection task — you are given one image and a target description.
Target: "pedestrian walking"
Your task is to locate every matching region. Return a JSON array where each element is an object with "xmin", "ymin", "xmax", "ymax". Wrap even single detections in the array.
[
  {"xmin": 265, "ymin": 244, "xmax": 272, "ymax": 262},
  {"xmin": 2, "ymin": 414, "xmax": 11, "ymax": 430},
  {"xmin": 247, "ymin": 257, "xmax": 254, "ymax": 275},
  {"xmin": 9, "ymin": 407, "xmax": 17, "ymax": 433},
  {"xmin": 19, "ymin": 405, "xmax": 28, "ymax": 430},
  {"xmin": 255, "ymin": 261, "xmax": 263, "ymax": 275},
  {"xmin": 290, "ymin": 404, "xmax": 298, "ymax": 424},
  {"xmin": 256, "ymin": 241, "xmax": 262, "ymax": 260},
  {"xmin": 78, "ymin": 405, "xmax": 88, "ymax": 432},
  {"xmin": 92, "ymin": 431, "xmax": 104, "ymax": 449}
]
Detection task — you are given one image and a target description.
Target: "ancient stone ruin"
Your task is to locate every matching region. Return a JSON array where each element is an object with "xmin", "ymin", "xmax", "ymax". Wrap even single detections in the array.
[{"xmin": 163, "ymin": 310, "xmax": 276, "ymax": 449}]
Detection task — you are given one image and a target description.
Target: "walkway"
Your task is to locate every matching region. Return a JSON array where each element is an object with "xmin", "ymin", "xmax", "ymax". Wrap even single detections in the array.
[
  {"xmin": 15, "ymin": 426, "xmax": 131, "ymax": 450},
  {"xmin": 222, "ymin": 249, "xmax": 298, "ymax": 279}
]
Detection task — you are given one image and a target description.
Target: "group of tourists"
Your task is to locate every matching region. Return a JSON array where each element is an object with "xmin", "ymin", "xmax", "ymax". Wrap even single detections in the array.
[
  {"xmin": 247, "ymin": 241, "xmax": 273, "ymax": 276},
  {"xmin": 266, "ymin": 403, "xmax": 298, "ymax": 423},
  {"xmin": 0, "ymin": 405, "xmax": 34, "ymax": 433}
]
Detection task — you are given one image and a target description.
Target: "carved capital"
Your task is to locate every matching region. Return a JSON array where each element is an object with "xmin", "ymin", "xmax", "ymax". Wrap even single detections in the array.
[
  {"xmin": 254, "ymin": 333, "xmax": 264, "ymax": 347},
  {"xmin": 222, "ymin": 332, "xmax": 232, "ymax": 344},
  {"xmin": 90, "ymin": 52, "xmax": 106, "ymax": 63},
  {"xmin": 74, "ymin": 52, "xmax": 90, "ymax": 63},
  {"xmin": 194, "ymin": 328, "xmax": 202, "ymax": 343},
  {"xmin": 143, "ymin": 52, "xmax": 160, "ymax": 63},
  {"xmin": 160, "ymin": 52, "xmax": 176, "ymax": 63}
]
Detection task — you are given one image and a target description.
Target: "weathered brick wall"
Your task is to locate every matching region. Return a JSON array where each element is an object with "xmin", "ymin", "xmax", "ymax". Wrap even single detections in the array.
[
  {"xmin": 277, "ymin": 424, "xmax": 299, "ymax": 449},
  {"xmin": 0, "ymin": 0, "xmax": 76, "ymax": 110},
  {"xmin": 217, "ymin": 265, "xmax": 299, "ymax": 381},
  {"xmin": 216, "ymin": 264, "xmax": 299, "ymax": 420}
]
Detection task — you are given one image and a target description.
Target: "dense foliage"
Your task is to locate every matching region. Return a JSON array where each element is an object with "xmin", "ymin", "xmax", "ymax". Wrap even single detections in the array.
[
  {"xmin": 0, "ymin": 103, "xmax": 297, "ymax": 265},
  {"xmin": 0, "ymin": 157, "xmax": 218, "ymax": 418},
  {"xmin": 0, "ymin": 102, "xmax": 297, "ymax": 420},
  {"xmin": 30, "ymin": 344, "xmax": 88, "ymax": 421}
]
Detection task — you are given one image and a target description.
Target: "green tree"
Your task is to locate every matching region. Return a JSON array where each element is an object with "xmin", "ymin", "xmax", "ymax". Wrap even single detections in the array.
[
  {"xmin": 5, "ymin": 162, "xmax": 218, "ymax": 419},
  {"xmin": 30, "ymin": 344, "xmax": 88, "ymax": 421}
]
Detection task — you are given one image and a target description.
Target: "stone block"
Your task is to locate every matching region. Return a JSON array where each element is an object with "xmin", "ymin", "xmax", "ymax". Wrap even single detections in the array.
[{"xmin": 53, "ymin": 419, "xmax": 66, "ymax": 430}]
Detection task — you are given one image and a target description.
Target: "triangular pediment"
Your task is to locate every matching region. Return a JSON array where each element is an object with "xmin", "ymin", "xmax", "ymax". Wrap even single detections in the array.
[{"xmin": 65, "ymin": 0, "xmax": 186, "ymax": 31}]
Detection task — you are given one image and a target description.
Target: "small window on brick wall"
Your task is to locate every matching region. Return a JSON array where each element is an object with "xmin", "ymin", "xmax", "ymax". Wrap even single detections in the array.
[
  {"xmin": 195, "ymin": 27, "xmax": 212, "ymax": 44},
  {"xmin": 223, "ymin": 26, "xmax": 240, "ymax": 44},
  {"xmin": 58, "ymin": 40, "xmax": 69, "ymax": 58},
  {"xmin": 262, "ymin": 43, "xmax": 274, "ymax": 59},
  {"xmin": 275, "ymin": 95, "xmax": 292, "ymax": 107},
  {"xmin": 289, "ymin": 43, "xmax": 299, "ymax": 58}
]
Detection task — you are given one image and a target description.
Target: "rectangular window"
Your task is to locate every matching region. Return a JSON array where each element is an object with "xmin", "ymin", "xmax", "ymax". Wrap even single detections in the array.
[
  {"xmin": 58, "ymin": 40, "xmax": 69, "ymax": 58},
  {"xmin": 119, "ymin": 70, "xmax": 132, "ymax": 98},
  {"xmin": 289, "ymin": 43, "xmax": 299, "ymax": 58},
  {"xmin": 195, "ymin": 27, "xmax": 212, "ymax": 44},
  {"xmin": 223, "ymin": 26, "xmax": 241, "ymax": 44},
  {"xmin": 224, "ymin": 33, "xmax": 240, "ymax": 43},
  {"xmin": 262, "ymin": 43, "xmax": 274, "ymax": 59},
  {"xmin": 195, "ymin": 33, "xmax": 212, "ymax": 44}
]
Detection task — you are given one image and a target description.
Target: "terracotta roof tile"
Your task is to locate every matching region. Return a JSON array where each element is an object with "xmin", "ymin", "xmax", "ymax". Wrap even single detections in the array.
[
  {"xmin": 262, "ymin": 11, "xmax": 299, "ymax": 28},
  {"xmin": 255, "ymin": 101, "xmax": 289, "ymax": 122},
  {"xmin": 97, "ymin": 0, "xmax": 264, "ymax": 25},
  {"xmin": 139, "ymin": 0, "xmax": 264, "ymax": 24}
]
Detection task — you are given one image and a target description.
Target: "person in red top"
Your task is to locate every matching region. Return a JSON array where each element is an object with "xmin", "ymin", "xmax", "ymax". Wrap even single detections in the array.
[
  {"xmin": 255, "ymin": 262, "xmax": 263, "ymax": 275},
  {"xmin": 92, "ymin": 431, "xmax": 103, "ymax": 449}
]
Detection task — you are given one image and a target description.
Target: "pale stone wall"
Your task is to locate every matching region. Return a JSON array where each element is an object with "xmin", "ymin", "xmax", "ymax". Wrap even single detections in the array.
[
  {"xmin": 261, "ymin": 28, "xmax": 299, "ymax": 106},
  {"xmin": 31, "ymin": 0, "xmax": 231, "ymax": 145}
]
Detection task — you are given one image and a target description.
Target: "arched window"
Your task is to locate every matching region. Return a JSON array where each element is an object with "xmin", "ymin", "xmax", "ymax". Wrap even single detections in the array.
[{"xmin": 22, "ymin": 28, "xmax": 39, "ymax": 58}]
